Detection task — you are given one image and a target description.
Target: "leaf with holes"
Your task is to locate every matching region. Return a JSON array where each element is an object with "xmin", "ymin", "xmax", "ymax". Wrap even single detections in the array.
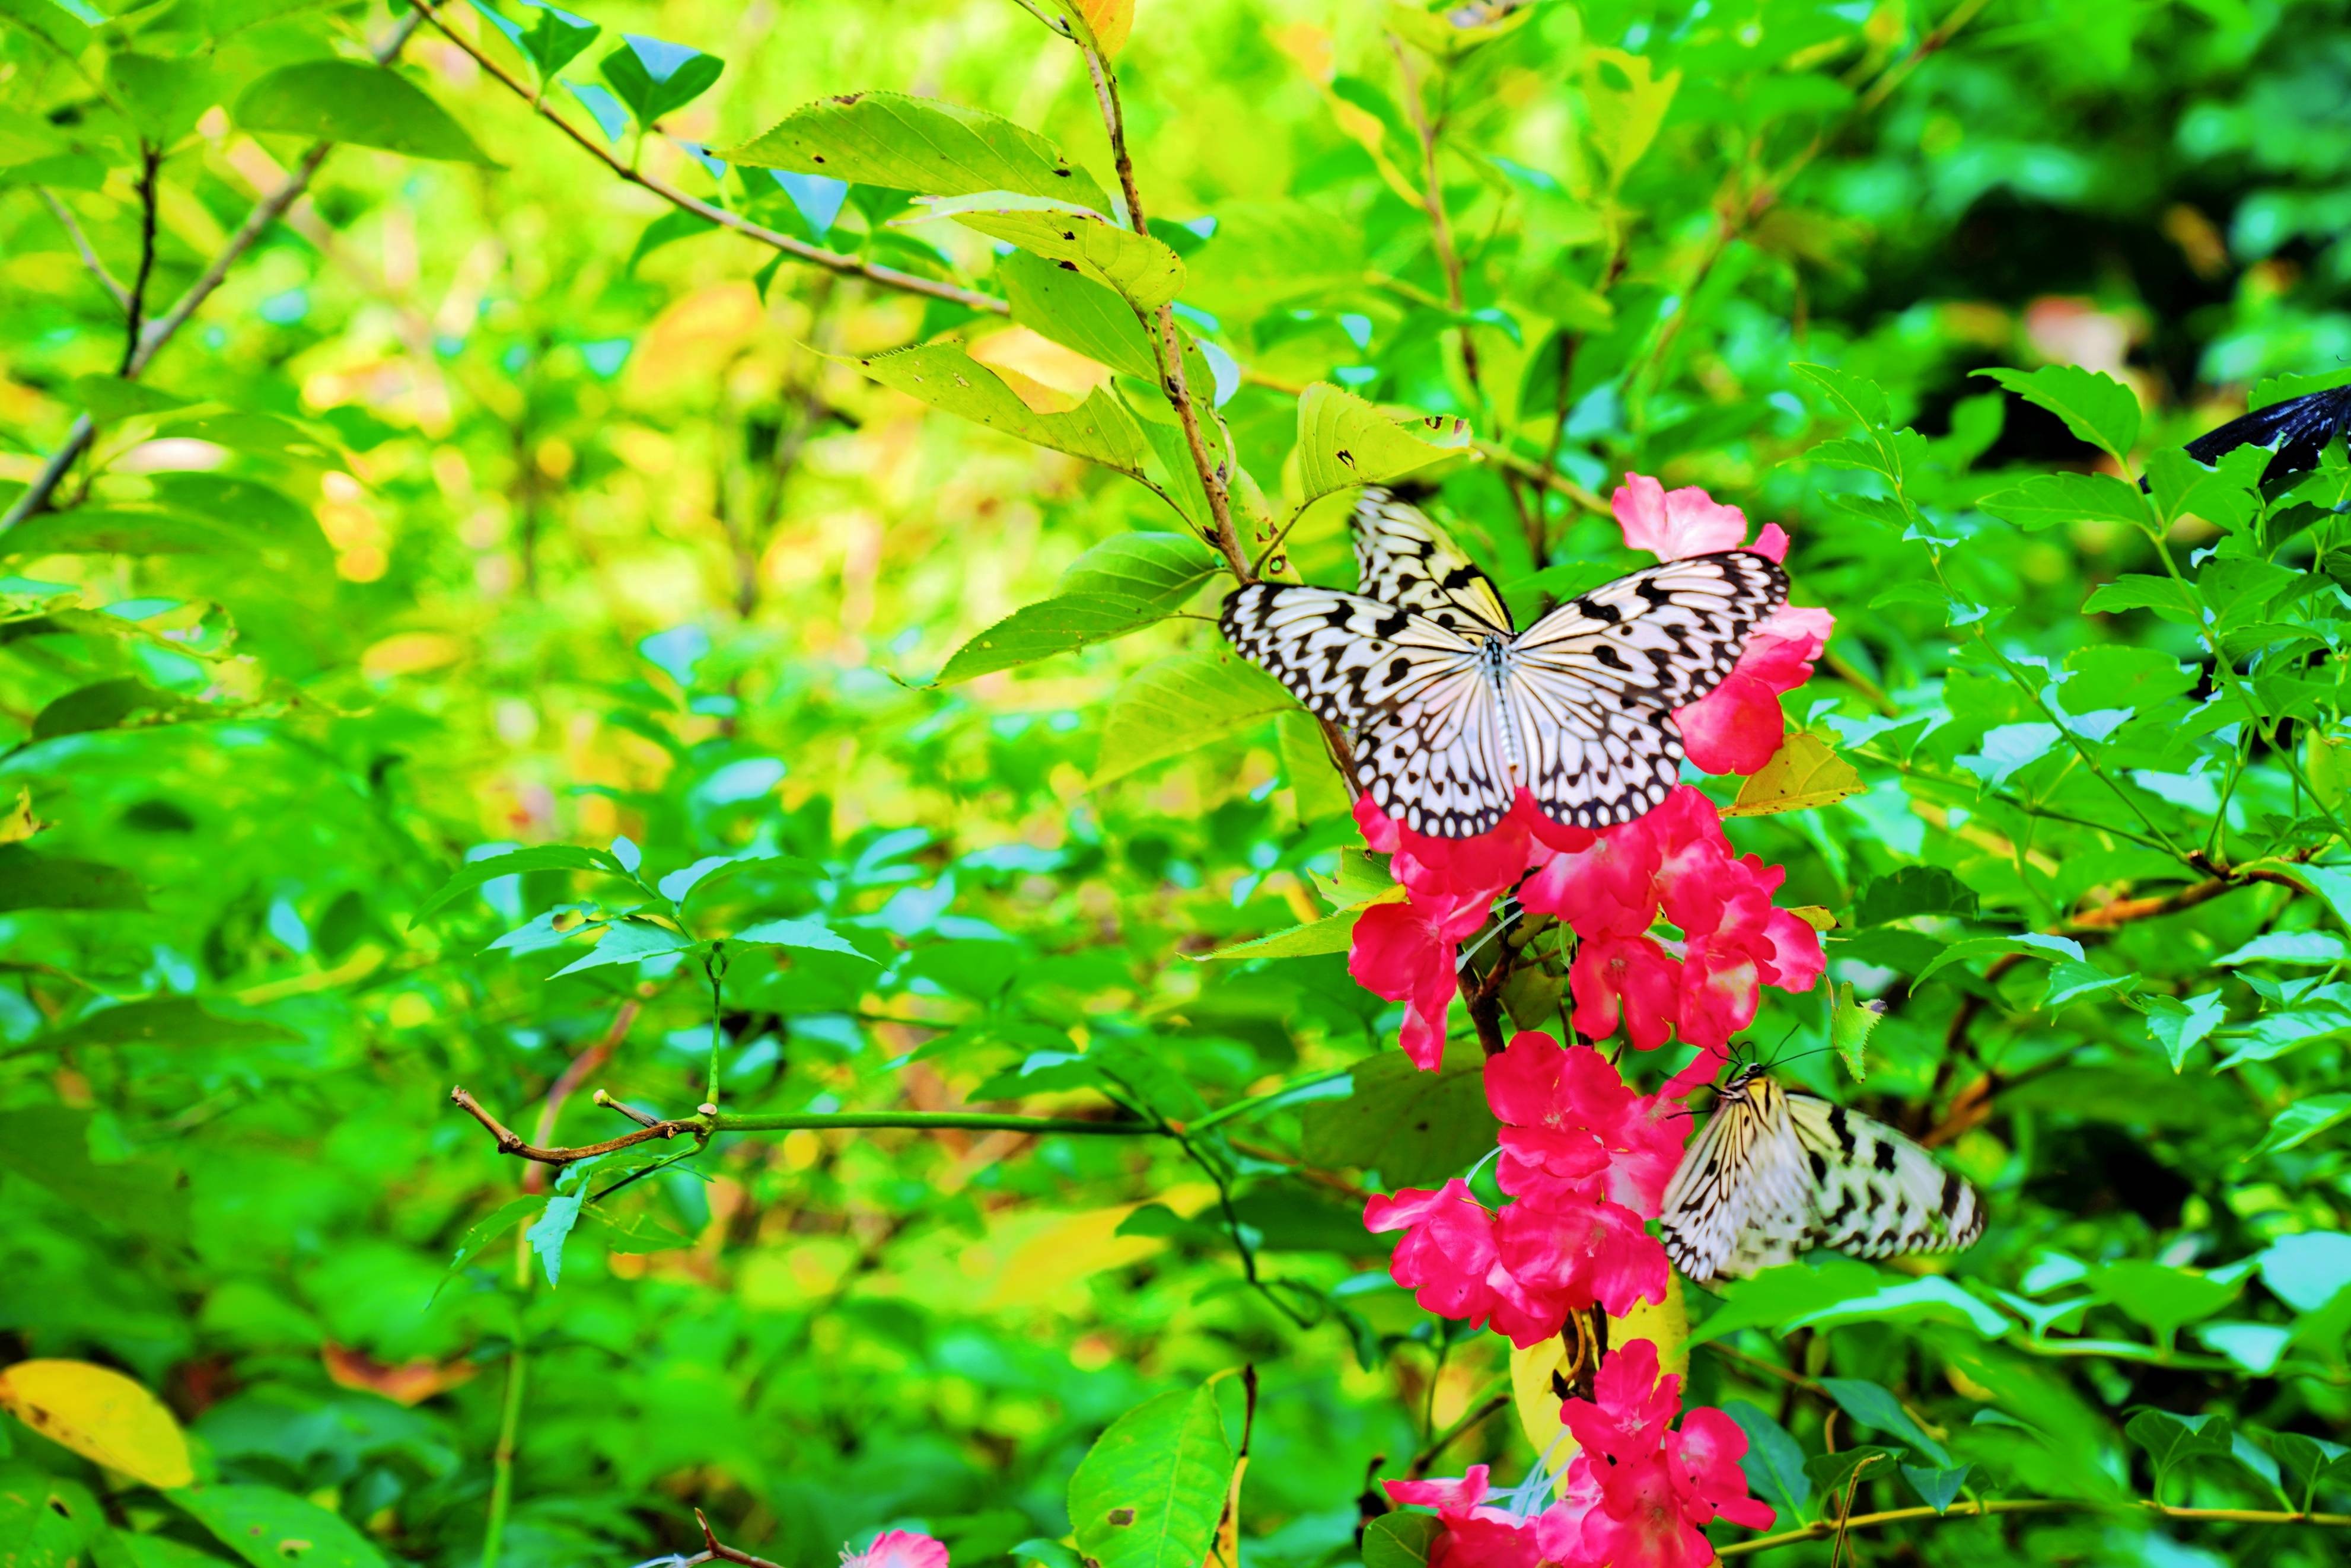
[
  {"xmin": 727, "ymin": 93, "xmax": 1112, "ymax": 211},
  {"xmin": 174, "ymin": 1485, "xmax": 390, "ymax": 1568}
]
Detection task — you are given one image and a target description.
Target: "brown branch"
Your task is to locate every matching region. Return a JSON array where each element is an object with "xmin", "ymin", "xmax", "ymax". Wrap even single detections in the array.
[
  {"xmin": 409, "ymin": 1, "xmax": 1005, "ymax": 316},
  {"xmin": 1403, "ymin": 1391, "xmax": 1509, "ymax": 1480},
  {"xmin": 451, "ymin": 1085, "xmax": 702, "ymax": 1166},
  {"xmin": 690, "ymin": 1510, "xmax": 788, "ymax": 1568},
  {"xmin": 2, "ymin": 12, "xmax": 425, "ymax": 530},
  {"xmin": 118, "ymin": 146, "xmax": 160, "ymax": 376},
  {"xmin": 520, "ymin": 1002, "xmax": 640, "ymax": 1194},
  {"xmin": 1387, "ymin": 34, "xmax": 1482, "ymax": 405}
]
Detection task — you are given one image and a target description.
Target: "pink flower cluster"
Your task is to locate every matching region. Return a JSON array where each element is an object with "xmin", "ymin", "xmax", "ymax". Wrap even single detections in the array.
[
  {"xmin": 1364, "ymin": 1032, "xmax": 1681, "ymax": 1342},
  {"xmin": 1345, "ymin": 477, "xmax": 1828, "ymax": 1078},
  {"xmin": 1385, "ymin": 1340, "xmax": 1773, "ymax": 1568},
  {"xmin": 843, "ymin": 1533, "xmax": 947, "ymax": 1568}
]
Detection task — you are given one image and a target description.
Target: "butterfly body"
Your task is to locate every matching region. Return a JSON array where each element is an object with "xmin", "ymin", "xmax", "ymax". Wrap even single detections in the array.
[
  {"xmin": 1221, "ymin": 489, "xmax": 1787, "ymax": 837},
  {"xmin": 1658, "ymin": 1063, "xmax": 1985, "ymax": 1285}
]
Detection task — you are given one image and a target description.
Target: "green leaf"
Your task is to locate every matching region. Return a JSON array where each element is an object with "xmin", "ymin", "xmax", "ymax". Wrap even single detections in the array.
[
  {"xmin": 1294, "ymin": 383, "xmax": 1471, "ymax": 505},
  {"xmin": 174, "ymin": 1486, "xmax": 388, "ymax": 1568},
  {"xmin": 2081, "ymin": 573, "xmax": 2202, "ymax": 620},
  {"xmin": 2270, "ymin": 1432, "xmax": 2351, "ymax": 1512},
  {"xmin": 1721, "ymin": 1401, "xmax": 1812, "ymax": 1525},
  {"xmin": 1828, "ymin": 982, "xmax": 1888, "ymax": 1079},
  {"xmin": 1912, "ymin": 932, "xmax": 2084, "ymax": 986},
  {"xmin": 0, "ymin": 507, "xmax": 234, "ymax": 557},
  {"xmin": 469, "ymin": 0, "xmax": 600, "ymax": 81},
  {"xmin": 627, "ymin": 206, "xmax": 720, "ymax": 271},
  {"xmin": 1802, "ymin": 1446, "xmax": 1900, "ymax": 1514},
  {"xmin": 727, "ymin": 92, "xmax": 1113, "ymax": 212},
  {"xmin": 2244, "ymin": 1092, "xmax": 2351, "ymax": 1159},
  {"xmin": 1977, "ymin": 471, "xmax": 2148, "ymax": 533},
  {"xmin": 1854, "ymin": 865, "xmax": 1978, "ymax": 925},
  {"xmin": 1791, "ymin": 362, "xmax": 1891, "ymax": 431},
  {"xmin": 36, "ymin": 996, "xmax": 300, "ymax": 1051},
  {"xmin": 599, "ymin": 34, "xmax": 722, "ymax": 125},
  {"xmin": 2255, "ymin": 1231, "xmax": 2351, "ymax": 1312},
  {"xmin": 1975, "ymin": 365, "xmax": 2142, "ymax": 463},
  {"xmin": 2088, "ymin": 1261, "xmax": 2240, "ymax": 1343},
  {"xmin": 2216, "ymin": 930, "xmax": 2349, "ymax": 966},
  {"xmin": 2124, "ymin": 1410, "xmax": 2235, "ymax": 1501},
  {"xmin": 235, "ymin": 62, "xmax": 497, "ymax": 165},
  {"xmin": 547, "ymin": 917, "xmax": 697, "ymax": 977},
  {"xmin": 414, "ymin": 844, "xmax": 627, "ymax": 921},
  {"xmin": 1191, "ymin": 892, "xmax": 1399, "ymax": 962},
  {"xmin": 1299, "ymin": 1045, "xmax": 1498, "ymax": 1186},
  {"xmin": 0, "ymin": 1107, "xmax": 188, "ymax": 1242},
  {"xmin": 108, "ymin": 53, "xmax": 215, "ymax": 145},
  {"xmin": 728, "ymin": 917, "xmax": 876, "ymax": 961},
  {"xmin": 1059, "ymin": 533, "xmax": 1221, "ymax": 606},
  {"xmin": 934, "ymin": 593, "xmax": 1177, "ymax": 685},
  {"xmin": 1819, "ymin": 1378, "xmax": 1952, "ymax": 1467},
  {"xmin": 2145, "ymin": 444, "xmax": 2267, "ymax": 534},
  {"xmin": 922, "ymin": 196, "xmax": 1186, "ymax": 310},
  {"xmin": 849, "ymin": 341, "xmax": 1151, "ymax": 475},
  {"xmin": 31, "ymin": 678, "xmax": 205, "ymax": 741},
  {"xmin": 1067, "ymin": 1385, "xmax": 1234, "ymax": 1568},
  {"xmin": 68, "ymin": 375, "xmax": 192, "ymax": 424},
  {"xmin": 1359, "ymin": 1512, "xmax": 1438, "ymax": 1568},
  {"xmin": 1093, "ymin": 651, "xmax": 1293, "ymax": 785},
  {"xmin": 2042, "ymin": 959, "xmax": 2137, "ymax": 1009},
  {"xmin": 1900, "ymin": 1464, "xmax": 1972, "ymax": 1514},
  {"xmin": 434, "ymin": 1196, "xmax": 541, "ymax": 1295},
  {"xmin": 0, "ymin": 847, "xmax": 145, "ymax": 913},
  {"xmin": 1002, "ymin": 248, "xmax": 1159, "ymax": 380},
  {"xmin": 2141, "ymin": 990, "xmax": 2228, "ymax": 1070}
]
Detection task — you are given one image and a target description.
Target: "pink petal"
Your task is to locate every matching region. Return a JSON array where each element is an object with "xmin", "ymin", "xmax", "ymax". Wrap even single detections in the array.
[
  {"xmin": 1674, "ymin": 675, "xmax": 1786, "ymax": 777},
  {"xmin": 1518, "ymin": 817, "xmax": 1664, "ymax": 936},
  {"xmin": 1749, "ymin": 522, "xmax": 1791, "ymax": 562},
  {"xmin": 845, "ymin": 1533, "xmax": 950, "ymax": 1568},
  {"xmin": 1569, "ymin": 936, "xmax": 1682, "ymax": 1052},
  {"xmin": 1385, "ymin": 1465, "xmax": 1494, "ymax": 1520},
  {"xmin": 1611, "ymin": 473, "xmax": 1750, "ymax": 560}
]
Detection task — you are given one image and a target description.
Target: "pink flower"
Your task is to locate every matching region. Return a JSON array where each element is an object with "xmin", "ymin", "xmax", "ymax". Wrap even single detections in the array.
[
  {"xmin": 1563, "ymin": 1337, "xmax": 1684, "ymax": 1465},
  {"xmin": 1364, "ymin": 1180, "xmax": 1506, "ymax": 1324},
  {"xmin": 1673, "ymin": 605, "xmax": 1836, "ymax": 776},
  {"xmin": 1484, "ymin": 1033, "xmax": 1680, "ymax": 1212},
  {"xmin": 843, "ymin": 1534, "xmax": 948, "ymax": 1568},
  {"xmin": 1677, "ymin": 928, "xmax": 1774, "ymax": 1050},
  {"xmin": 1519, "ymin": 822, "xmax": 1661, "ymax": 938},
  {"xmin": 1384, "ymin": 1468, "xmax": 1547, "ymax": 1568},
  {"xmin": 1613, "ymin": 474, "xmax": 1751, "ymax": 560},
  {"xmin": 1495, "ymin": 1195, "xmax": 1668, "ymax": 1316},
  {"xmin": 1569, "ymin": 935, "xmax": 1682, "ymax": 1053},
  {"xmin": 1349, "ymin": 891, "xmax": 1489, "ymax": 1070},
  {"xmin": 1671, "ymin": 1408, "xmax": 1778, "ymax": 1531}
]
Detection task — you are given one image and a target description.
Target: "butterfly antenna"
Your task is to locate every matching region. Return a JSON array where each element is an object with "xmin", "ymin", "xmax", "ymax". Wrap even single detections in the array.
[
  {"xmin": 1759, "ymin": 1022, "xmax": 1802, "ymax": 1070},
  {"xmin": 1767, "ymin": 1044, "xmax": 1839, "ymax": 1070}
]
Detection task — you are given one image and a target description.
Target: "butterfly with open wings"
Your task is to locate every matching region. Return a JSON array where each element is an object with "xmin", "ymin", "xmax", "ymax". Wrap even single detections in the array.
[
  {"xmin": 1658, "ymin": 1057, "xmax": 1985, "ymax": 1285},
  {"xmin": 1222, "ymin": 489, "xmax": 1787, "ymax": 839}
]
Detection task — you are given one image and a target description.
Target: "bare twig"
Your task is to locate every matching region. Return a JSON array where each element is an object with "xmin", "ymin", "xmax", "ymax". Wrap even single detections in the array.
[
  {"xmin": 119, "ymin": 146, "xmax": 161, "ymax": 375},
  {"xmin": 520, "ymin": 1002, "xmax": 640, "ymax": 1194},
  {"xmin": 2, "ymin": 12, "xmax": 425, "ymax": 530},
  {"xmin": 689, "ymin": 1510, "xmax": 788, "ymax": 1568},
  {"xmin": 39, "ymin": 188, "xmax": 132, "ymax": 309},
  {"xmin": 451, "ymin": 1085, "xmax": 1161, "ymax": 1167},
  {"xmin": 407, "ymin": 1, "xmax": 1006, "ymax": 315}
]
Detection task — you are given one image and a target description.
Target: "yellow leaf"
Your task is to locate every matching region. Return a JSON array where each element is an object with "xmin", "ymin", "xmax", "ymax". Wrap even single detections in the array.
[
  {"xmin": 967, "ymin": 327, "xmax": 1113, "ymax": 413},
  {"xmin": 0, "ymin": 788, "xmax": 49, "ymax": 845},
  {"xmin": 1509, "ymin": 1290, "xmax": 1689, "ymax": 1493},
  {"xmin": 360, "ymin": 632, "xmax": 465, "ymax": 681},
  {"xmin": 1723, "ymin": 731, "xmax": 1864, "ymax": 817},
  {"xmin": 1075, "ymin": 0, "xmax": 1132, "ymax": 55},
  {"xmin": 0, "ymin": 1359, "xmax": 195, "ymax": 1489}
]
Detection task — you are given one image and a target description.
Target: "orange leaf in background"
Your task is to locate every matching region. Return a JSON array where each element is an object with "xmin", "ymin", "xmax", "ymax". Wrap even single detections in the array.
[
  {"xmin": 0, "ymin": 1359, "xmax": 195, "ymax": 1489},
  {"xmin": 321, "ymin": 1344, "xmax": 479, "ymax": 1407},
  {"xmin": 1075, "ymin": 0, "xmax": 1133, "ymax": 55}
]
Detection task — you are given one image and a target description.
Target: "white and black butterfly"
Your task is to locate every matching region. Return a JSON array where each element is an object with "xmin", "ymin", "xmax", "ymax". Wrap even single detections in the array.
[
  {"xmin": 1658, "ymin": 1062, "xmax": 1985, "ymax": 1286},
  {"xmin": 1220, "ymin": 487, "xmax": 1786, "ymax": 837}
]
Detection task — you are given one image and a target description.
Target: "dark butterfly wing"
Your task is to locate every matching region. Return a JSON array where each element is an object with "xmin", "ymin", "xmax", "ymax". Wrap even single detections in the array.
[{"xmin": 2172, "ymin": 385, "xmax": 2351, "ymax": 483}]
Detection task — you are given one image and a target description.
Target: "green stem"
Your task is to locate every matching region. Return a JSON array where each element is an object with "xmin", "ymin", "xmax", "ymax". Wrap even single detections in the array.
[
  {"xmin": 704, "ymin": 948, "xmax": 724, "ymax": 1111},
  {"xmin": 481, "ymin": 1339, "xmax": 527, "ymax": 1568},
  {"xmin": 709, "ymin": 1110, "xmax": 1162, "ymax": 1136},
  {"xmin": 1186, "ymin": 1069, "xmax": 1350, "ymax": 1133}
]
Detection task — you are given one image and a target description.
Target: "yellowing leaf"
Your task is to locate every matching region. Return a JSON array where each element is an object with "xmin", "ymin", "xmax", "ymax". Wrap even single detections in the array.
[
  {"xmin": 967, "ymin": 326, "xmax": 1114, "ymax": 411},
  {"xmin": 1073, "ymin": 0, "xmax": 1133, "ymax": 55},
  {"xmin": 1724, "ymin": 731, "xmax": 1864, "ymax": 817},
  {"xmin": 360, "ymin": 632, "xmax": 465, "ymax": 681},
  {"xmin": 1, "ymin": 788, "xmax": 48, "ymax": 845},
  {"xmin": 0, "ymin": 1359, "xmax": 195, "ymax": 1488},
  {"xmin": 1509, "ymin": 1290, "xmax": 1689, "ymax": 1492},
  {"xmin": 1581, "ymin": 48, "xmax": 1680, "ymax": 186}
]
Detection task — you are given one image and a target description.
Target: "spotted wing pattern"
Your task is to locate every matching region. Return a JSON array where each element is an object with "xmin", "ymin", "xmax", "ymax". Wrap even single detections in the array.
[
  {"xmin": 1221, "ymin": 490, "xmax": 1786, "ymax": 839},
  {"xmin": 1219, "ymin": 583, "xmax": 1517, "ymax": 836},
  {"xmin": 1351, "ymin": 487, "xmax": 1515, "ymax": 636},
  {"xmin": 1659, "ymin": 1070, "xmax": 1987, "ymax": 1286}
]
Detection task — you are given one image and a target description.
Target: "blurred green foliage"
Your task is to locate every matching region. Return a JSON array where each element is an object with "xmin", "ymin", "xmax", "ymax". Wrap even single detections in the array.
[{"xmin": 2, "ymin": 2, "xmax": 2349, "ymax": 1567}]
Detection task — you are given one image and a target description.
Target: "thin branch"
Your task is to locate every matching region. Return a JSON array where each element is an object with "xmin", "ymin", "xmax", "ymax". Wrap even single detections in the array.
[
  {"xmin": 1387, "ymin": 34, "xmax": 1482, "ymax": 406},
  {"xmin": 409, "ymin": 1, "xmax": 1005, "ymax": 315},
  {"xmin": 1403, "ymin": 1388, "xmax": 1509, "ymax": 1480},
  {"xmin": 118, "ymin": 146, "xmax": 161, "ymax": 375},
  {"xmin": 2, "ymin": 12, "xmax": 425, "ymax": 530},
  {"xmin": 450, "ymin": 1085, "xmax": 1162, "ymax": 1167},
  {"xmin": 1478, "ymin": 441, "xmax": 1612, "ymax": 517},
  {"xmin": 1718, "ymin": 1498, "xmax": 2351, "ymax": 1559},
  {"xmin": 39, "ymin": 188, "xmax": 131, "ymax": 309},
  {"xmin": 690, "ymin": 1510, "xmax": 788, "ymax": 1568}
]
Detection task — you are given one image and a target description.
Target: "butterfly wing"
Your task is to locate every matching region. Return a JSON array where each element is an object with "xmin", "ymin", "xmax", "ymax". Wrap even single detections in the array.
[
  {"xmin": 1782, "ymin": 1094, "xmax": 1985, "ymax": 1261},
  {"xmin": 1352, "ymin": 487, "xmax": 1516, "ymax": 637},
  {"xmin": 1220, "ymin": 583, "xmax": 1518, "ymax": 836},
  {"xmin": 2182, "ymin": 385, "xmax": 2351, "ymax": 479},
  {"xmin": 1502, "ymin": 551, "xmax": 1788, "ymax": 828},
  {"xmin": 1658, "ymin": 1077, "xmax": 1817, "ymax": 1286}
]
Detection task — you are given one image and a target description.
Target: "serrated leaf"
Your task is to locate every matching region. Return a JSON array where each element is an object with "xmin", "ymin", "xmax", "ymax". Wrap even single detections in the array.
[
  {"xmin": 728, "ymin": 916, "xmax": 875, "ymax": 961},
  {"xmin": 415, "ymin": 844, "xmax": 627, "ymax": 922},
  {"xmin": 850, "ymin": 342, "xmax": 1151, "ymax": 476},
  {"xmin": 1724, "ymin": 731, "xmax": 1863, "ymax": 815},
  {"xmin": 2244, "ymin": 1092, "xmax": 2351, "ymax": 1159},
  {"xmin": 1093, "ymin": 651, "xmax": 1293, "ymax": 785},
  {"xmin": 1979, "ymin": 471, "xmax": 2148, "ymax": 533},
  {"xmin": 1829, "ymin": 983, "xmax": 1887, "ymax": 1079},
  {"xmin": 547, "ymin": 916, "xmax": 697, "ymax": 977},
  {"xmin": 1976, "ymin": 365, "xmax": 2141, "ymax": 462},
  {"xmin": 1912, "ymin": 932, "xmax": 2084, "ymax": 986},
  {"xmin": 1068, "ymin": 1385, "xmax": 1234, "ymax": 1568},
  {"xmin": 727, "ymin": 92, "xmax": 1113, "ymax": 212},
  {"xmin": 935, "ymin": 593, "xmax": 1177, "ymax": 684},
  {"xmin": 1295, "ymin": 383, "xmax": 1470, "ymax": 505}
]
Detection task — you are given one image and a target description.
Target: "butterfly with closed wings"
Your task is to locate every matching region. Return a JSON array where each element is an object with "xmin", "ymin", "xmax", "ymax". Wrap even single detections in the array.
[
  {"xmin": 1658, "ymin": 1057, "xmax": 1984, "ymax": 1285},
  {"xmin": 1220, "ymin": 488, "xmax": 1787, "ymax": 839}
]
